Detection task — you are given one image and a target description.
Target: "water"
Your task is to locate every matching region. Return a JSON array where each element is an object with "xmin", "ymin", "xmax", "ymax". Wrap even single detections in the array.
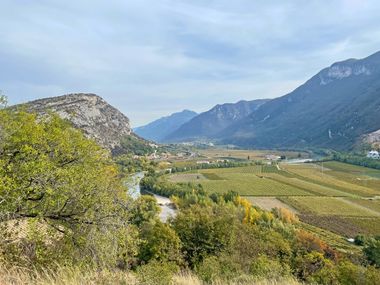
[{"xmin": 126, "ymin": 172, "xmax": 177, "ymax": 222}]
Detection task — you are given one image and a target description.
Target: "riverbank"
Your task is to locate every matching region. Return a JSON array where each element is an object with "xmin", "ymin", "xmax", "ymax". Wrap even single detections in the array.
[{"xmin": 127, "ymin": 172, "xmax": 176, "ymax": 222}]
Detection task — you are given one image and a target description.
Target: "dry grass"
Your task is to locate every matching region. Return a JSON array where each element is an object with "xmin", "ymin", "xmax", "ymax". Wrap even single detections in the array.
[
  {"xmin": 0, "ymin": 266, "xmax": 137, "ymax": 285},
  {"xmin": 0, "ymin": 266, "xmax": 303, "ymax": 285}
]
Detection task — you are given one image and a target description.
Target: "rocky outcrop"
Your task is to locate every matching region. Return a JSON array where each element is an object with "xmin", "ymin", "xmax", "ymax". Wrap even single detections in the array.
[
  {"xmin": 364, "ymin": 129, "xmax": 380, "ymax": 148},
  {"xmin": 19, "ymin": 93, "xmax": 133, "ymax": 152}
]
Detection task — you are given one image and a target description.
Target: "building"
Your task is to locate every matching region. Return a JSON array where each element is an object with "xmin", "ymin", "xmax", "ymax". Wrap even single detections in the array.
[
  {"xmin": 196, "ymin": 160, "xmax": 210, "ymax": 164},
  {"xmin": 367, "ymin": 150, "xmax": 380, "ymax": 159},
  {"xmin": 265, "ymin": 154, "xmax": 281, "ymax": 161}
]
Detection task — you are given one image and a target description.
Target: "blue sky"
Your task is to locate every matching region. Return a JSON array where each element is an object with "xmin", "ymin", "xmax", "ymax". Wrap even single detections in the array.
[{"xmin": 1, "ymin": 0, "xmax": 380, "ymax": 126}]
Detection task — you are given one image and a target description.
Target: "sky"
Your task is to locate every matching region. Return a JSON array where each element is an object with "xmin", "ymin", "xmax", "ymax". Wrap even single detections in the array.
[{"xmin": 1, "ymin": 0, "xmax": 380, "ymax": 127}]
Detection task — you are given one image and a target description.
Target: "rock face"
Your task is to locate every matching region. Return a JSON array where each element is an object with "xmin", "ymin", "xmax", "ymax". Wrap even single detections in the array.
[
  {"xmin": 364, "ymin": 129, "xmax": 380, "ymax": 148},
  {"xmin": 21, "ymin": 93, "xmax": 133, "ymax": 151}
]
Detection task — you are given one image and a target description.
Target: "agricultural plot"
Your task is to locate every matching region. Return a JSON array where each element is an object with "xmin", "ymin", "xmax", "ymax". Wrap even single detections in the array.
[
  {"xmin": 197, "ymin": 149, "xmax": 308, "ymax": 161},
  {"xmin": 246, "ymin": 197, "xmax": 298, "ymax": 213},
  {"xmin": 344, "ymin": 198, "xmax": 380, "ymax": 213},
  {"xmin": 342, "ymin": 217, "xmax": 380, "ymax": 236},
  {"xmin": 168, "ymin": 159, "xmax": 380, "ymax": 236},
  {"xmin": 202, "ymin": 173, "xmax": 223, "ymax": 180},
  {"xmin": 200, "ymin": 177, "xmax": 311, "ymax": 196},
  {"xmin": 264, "ymin": 173, "xmax": 353, "ymax": 197},
  {"xmin": 169, "ymin": 173, "xmax": 206, "ymax": 183},
  {"xmin": 318, "ymin": 161, "xmax": 380, "ymax": 190},
  {"xmin": 281, "ymin": 196, "xmax": 379, "ymax": 217},
  {"xmin": 281, "ymin": 163, "xmax": 380, "ymax": 197}
]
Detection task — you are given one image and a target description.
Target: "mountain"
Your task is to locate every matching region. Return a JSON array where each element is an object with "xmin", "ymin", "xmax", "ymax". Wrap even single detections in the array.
[
  {"xmin": 134, "ymin": 110, "xmax": 197, "ymax": 142},
  {"xmin": 219, "ymin": 51, "xmax": 380, "ymax": 150},
  {"xmin": 164, "ymin": 99, "xmax": 270, "ymax": 142},
  {"xmin": 16, "ymin": 93, "xmax": 150, "ymax": 154}
]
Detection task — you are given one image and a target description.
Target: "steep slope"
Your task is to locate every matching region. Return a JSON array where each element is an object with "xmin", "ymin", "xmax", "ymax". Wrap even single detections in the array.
[
  {"xmin": 16, "ymin": 93, "xmax": 149, "ymax": 154},
  {"xmin": 219, "ymin": 51, "xmax": 380, "ymax": 150},
  {"xmin": 134, "ymin": 110, "xmax": 197, "ymax": 142},
  {"xmin": 164, "ymin": 99, "xmax": 269, "ymax": 142}
]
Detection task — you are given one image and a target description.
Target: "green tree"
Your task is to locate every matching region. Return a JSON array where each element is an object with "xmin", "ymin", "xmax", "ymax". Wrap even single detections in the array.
[
  {"xmin": 139, "ymin": 221, "xmax": 182, "ymax": 264},
  {"xmin": 0, "ymin": 92, "xmax": 7, "ymax": 108},
  {"xmin": 364, "ymin": 237, "xmax": 380, "ymax": 267},
  {"xmin": 0, "ymin": 110, "xmax": 135, "ymax": 267},
  {"xmin": 129, "ymin": 195, "xmax": 160, "ymax": 226},
  {"xmin": 172, "ymin": 204, "xmax": 238, "ymax": 267}
]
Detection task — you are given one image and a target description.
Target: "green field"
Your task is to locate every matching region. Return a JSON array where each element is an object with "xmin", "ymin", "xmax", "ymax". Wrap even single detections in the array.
[
  {"xmin": 280, "ymin": 197, "xmax": 379, "ymax": 217},
  {"xmin": 168, "ymin": 160, "xmax": 380, "ymax": 236},
  {"xmin": 194, "ymin": 166, "xmax": 312, "ymax": 196},
  {"xmin": 281, "ymin": 163, "xmax": 380, "ymax": 197}
]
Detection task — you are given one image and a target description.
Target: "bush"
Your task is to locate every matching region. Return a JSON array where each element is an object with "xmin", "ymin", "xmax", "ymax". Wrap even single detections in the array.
[
  {"xmin": 363, "ymin": 237, "xmax": 380, "ymax": 267},
  {"xmin": 139, "ymin": 221, "xmax": 182, "ymax": 264},
  {"xmin": 136, "ymin": 260, "xmax": 178, "ymax": 285},
  {"xmin": 172, "ymin": 204, "xmax": 238, "ymax": 268},
  {"xmin": 250, "ymin": 255, "xmax": 289, "ymax": 279}
]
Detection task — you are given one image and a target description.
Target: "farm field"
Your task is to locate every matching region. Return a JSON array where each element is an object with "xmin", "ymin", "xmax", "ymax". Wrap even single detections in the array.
[
  {"xmin": 169, "ymin": 173, "xmax": 207, "ymax": 183},
  {"xmin": 345, "ymin": 197, "xmax": 380, "ymax": 212},
  {"xmin": 279, "ymin": 196, "xmax": 380, "ymax": 217},
  {"xmin": 197, "ymin": 148, "xmax": 308, "ymax": 161},
  {"xmin": 281, "ymin": 163, "xmax": 380, "ymax": 197},
  {"xmin": 168, "ymin": 160, "xmax": 380, "ymax": 236},
  {"xmin": 246, "ymin": 197, "xmax": 298, "ymax": 213},
  {"xmin": 192, "ymin": 166, "xmax": 312, "ymax": 196}
]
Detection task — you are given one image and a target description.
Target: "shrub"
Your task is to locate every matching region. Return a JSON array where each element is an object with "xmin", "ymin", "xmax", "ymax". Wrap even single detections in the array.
[
  {"xmin": 136, "ymin": 260, "xmax": 178, "ymax": 285},
  {"xmin": 250, "ymin": 255, "xmax": 289, "ymax": 279}
]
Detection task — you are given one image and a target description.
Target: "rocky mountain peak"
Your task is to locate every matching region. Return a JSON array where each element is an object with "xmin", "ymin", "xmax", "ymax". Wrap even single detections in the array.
[{"xmin": 19, "ymin": 93, "xmax": 132, "ymax": 152}]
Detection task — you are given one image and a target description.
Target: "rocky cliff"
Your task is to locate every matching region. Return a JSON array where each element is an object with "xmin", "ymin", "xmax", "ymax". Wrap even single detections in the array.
[{"xmin": 19, "ymin": 93, "xmax": 135, "ymax": 152}]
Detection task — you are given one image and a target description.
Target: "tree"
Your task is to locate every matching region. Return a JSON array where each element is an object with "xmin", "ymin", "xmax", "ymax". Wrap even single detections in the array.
[
  {"xmin": 0, "ymin": 110, "xmax": 135, "ymax": 267},
  {"xmin": 139, "ymin": 221, "xmax": 182, "ymax": 264},
  {"xmin": 129, "ymin": 195, "xmax": 160, "ymax": 226},
  {"xmin": 364, "ymin": 237, "xmax": 380, "ymax": 267},
  {"xmin": 172, "ymin": 204, "xmax": 238, "ymax": 267},
  {"xmin": 0, "ymin": 91, "xmax": 7, "ymax": 108}
]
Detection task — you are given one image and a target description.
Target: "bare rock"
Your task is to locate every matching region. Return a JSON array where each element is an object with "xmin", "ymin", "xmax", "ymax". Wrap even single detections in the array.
[{"xmin": 19, "ymin": 93, "xmax": 132, "ymax": 151}]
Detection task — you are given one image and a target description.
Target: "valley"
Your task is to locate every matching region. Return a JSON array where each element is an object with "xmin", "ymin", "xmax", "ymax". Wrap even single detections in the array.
[
  {"xmin": 164, "ymin": 150, "xmax": 380, "ymax": 239},
  {"xmin": 3, "ymin": 1, "xmax": 380, "ymax": 283}
]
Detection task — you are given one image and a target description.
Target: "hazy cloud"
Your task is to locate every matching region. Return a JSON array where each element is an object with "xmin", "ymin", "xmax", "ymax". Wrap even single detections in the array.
[{"xmin": 1, "ymin": 0, "xmax": 380, "ymax": 126}]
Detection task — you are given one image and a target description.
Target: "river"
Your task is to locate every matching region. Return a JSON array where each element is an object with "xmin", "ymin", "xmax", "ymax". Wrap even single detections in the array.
[{"xmin": 126, "ymin": 172, "xmax": 177, "ymax": 222}]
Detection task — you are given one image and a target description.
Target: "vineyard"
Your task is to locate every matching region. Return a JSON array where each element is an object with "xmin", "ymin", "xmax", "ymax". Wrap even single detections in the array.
[{"xmin": 168, "ymin": 160, "xmax": 380, "ymax": 236}]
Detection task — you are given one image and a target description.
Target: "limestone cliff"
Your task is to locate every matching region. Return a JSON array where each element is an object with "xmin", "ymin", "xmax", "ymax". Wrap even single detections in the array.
[{"xmin": 19, "ymin": 93, "xmax": 134, "ymax": 152}]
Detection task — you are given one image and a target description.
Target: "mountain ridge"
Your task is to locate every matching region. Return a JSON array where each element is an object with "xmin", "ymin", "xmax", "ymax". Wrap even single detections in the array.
[
  {"xmin": 164, "ymin": 99, "xmax": 270, "ymax": 142},
  {"xmin": 217, "ymin": 51, "xmax": 380, "ymax": 150},
  {"xmin": 134, "ymin": 109, "xmax": 197, "ymax": 142}
]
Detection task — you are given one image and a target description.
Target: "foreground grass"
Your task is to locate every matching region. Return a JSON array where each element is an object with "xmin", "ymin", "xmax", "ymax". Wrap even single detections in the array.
[{"xmin": 0, "ymin": 266, "xmax": 302, "ymax": 285}]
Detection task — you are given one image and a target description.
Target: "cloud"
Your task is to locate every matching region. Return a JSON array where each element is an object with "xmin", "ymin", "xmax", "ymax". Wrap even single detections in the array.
[{"xmin": 1, "ymin": 0, "xmax": 380, "ymax": 125}]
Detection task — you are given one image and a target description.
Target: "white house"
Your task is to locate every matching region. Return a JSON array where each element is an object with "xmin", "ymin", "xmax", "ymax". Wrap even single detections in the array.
[{"xmin": 367, "ymin": 150, "xmax": 380, "ymax": 159}]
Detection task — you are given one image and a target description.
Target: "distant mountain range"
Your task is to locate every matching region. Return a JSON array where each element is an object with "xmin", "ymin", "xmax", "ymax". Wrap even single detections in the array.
[
  {"xmin": 164, "ymin": 99, "xmax": 269, "ymax": 142},
  {"xmin": 134, "ymin": 110, "xmax": 197, "ymax": 142},
  {"xmin": 13, "ymin": 51, "xmax": 380, "ymax": 152},
  {"xmin": 142, "ymin": 50, "xmax": 380, "ymax": 150},
  {"xmin": 219, "ymin": 51, "xmax": 380, "ymax": 150}
]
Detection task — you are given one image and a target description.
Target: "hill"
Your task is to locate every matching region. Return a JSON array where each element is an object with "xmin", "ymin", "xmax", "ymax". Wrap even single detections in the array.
[
  {"xmin": 218, "ymin": 51, "xmax": 380, "ymax": 150},
  {"xmin": 14, "ymin": 93, "xmax": 151, "ymax": 155},
  {"xmin": 134, "ymin": 110, "xmax": 197, "ymax": 142},
  {"xmin": 164, "ymin": 99, "xmax": 269, "ymax": 142}
]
